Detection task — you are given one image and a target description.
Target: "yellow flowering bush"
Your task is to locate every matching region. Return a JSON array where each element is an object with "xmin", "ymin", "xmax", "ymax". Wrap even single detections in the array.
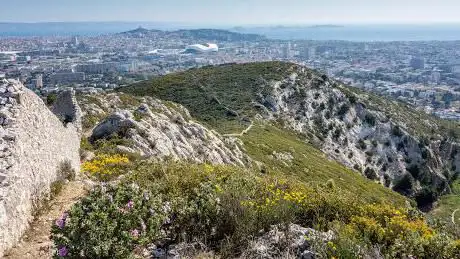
[
  {"xmin": 349, "ymin": 203, "xmax": 434, "ymax": 242},
  {"xmin": 82, "ymin": 154, "xmax": 130, "ymax": 181},
  {"xmin": 350, "ymin": 216, "xmax": 387, "ymax": 243},
  {"xmin": 241, "ymin": 181, "xmax": 310, "ymax": 209}
]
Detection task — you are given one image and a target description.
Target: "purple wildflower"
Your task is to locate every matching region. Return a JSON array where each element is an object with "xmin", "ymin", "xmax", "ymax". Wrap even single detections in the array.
[
  {"xmin": 127, "ymin": 200, "xmax": 134, "ymax": 209},
  {"xmin": 130, "ymin": 229, "xmax": 140, "ymax": 239},
  {"xmin": 55, "ymin": 212, "xmax": 69, "ymax": 229},
  {"xmin": 55, "ymin": 218, "xmax": 65, "ymax": 229},
  {"xmin": 58, "ymin": 246, "xmax": 68, "ymax": 257}
]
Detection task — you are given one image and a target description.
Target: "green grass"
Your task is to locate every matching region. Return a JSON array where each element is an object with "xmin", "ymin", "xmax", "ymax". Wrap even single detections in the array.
[
  {"xmin": 429, "ymin": 180, "xmax": 460, "ymax": 230},
  {"xmin": 430, "ymin": 194, "xmax": 460, "ymax": 223},
  {"xmin": 241, "ymin": 123, "xmax": 407, "ymax": 206}
]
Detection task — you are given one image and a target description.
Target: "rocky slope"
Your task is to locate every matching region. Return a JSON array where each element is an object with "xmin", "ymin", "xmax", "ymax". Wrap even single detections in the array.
[
  {"xmin": 120, "ymin": 61, "xmax": 460, "ymax": 208},
  {"xmin": 78, "ymin": 93, "xmax": 249, "ymax": 166},
  {"xmin": 261, "ymin": 66, "xmax": 460, "ymax": 209}
]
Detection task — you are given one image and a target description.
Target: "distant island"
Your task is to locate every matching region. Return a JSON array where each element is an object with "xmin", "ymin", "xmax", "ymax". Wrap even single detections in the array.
[{"xmin": 308, "ymin": 24, "xmax": 344, "ymax": 28}]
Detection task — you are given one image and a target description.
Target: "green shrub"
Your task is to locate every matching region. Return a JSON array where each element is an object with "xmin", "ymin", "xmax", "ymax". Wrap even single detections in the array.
[
  {"xmin": 46, "ymin": 93, "xmax": 57, "ymax": 106},
  {"xmin": 392, "ymin": 125, "xmax": 404, "ymax": 137},
  {"xmin": 357, "ymin": 139, "xmax": 367, "ymax": 150},
  {"xmin": 82, "ymin": 114, "xmax": 103, "ymax": 130},
  {"xmin": 364, "ymin": 167, "xmax": 378, "ymax": 180},
  {"xmin": 337, "ymin": 103, "xmax": 350, "ymax": 118},
  {"xmin": 51, "ymin": 184, "xmax": 168, "ymax": 258}
]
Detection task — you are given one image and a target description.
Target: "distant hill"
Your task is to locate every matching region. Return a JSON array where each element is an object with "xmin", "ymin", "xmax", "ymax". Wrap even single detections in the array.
[
  {"xmin": 0, "ymin": 22, "xmax": 201, "ymax": 37},
  {"xmin": 120, "ymin": 28, "xmax": 266, "ymax": 42}
]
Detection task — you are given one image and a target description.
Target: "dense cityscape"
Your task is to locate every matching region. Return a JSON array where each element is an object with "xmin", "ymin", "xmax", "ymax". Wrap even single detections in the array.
[{"xmin": 1, "ymin": 27, "xmax": 460, "ymax": 119}]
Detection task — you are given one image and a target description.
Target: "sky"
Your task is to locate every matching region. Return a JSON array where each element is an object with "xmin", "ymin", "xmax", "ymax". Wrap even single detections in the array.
[{"xmin": 1, "ymin": 0, "xmax": 460, "ymax": 25}]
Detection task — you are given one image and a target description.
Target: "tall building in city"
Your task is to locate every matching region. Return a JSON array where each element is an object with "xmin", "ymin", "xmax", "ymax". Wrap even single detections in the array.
[
  {"xmin": 35, "ymin": 74, "xmax": 43, "ymax": 88},
  {"xmin": 72, "ymin": 36, "xmax": 79, "ymax": 46},
  {"xmin": 308, "ymin": 47, "xmax": 317, "ymax": 59},
  {"xmin": 431, "ymin": 71, "xmax": 441, "ymax": 84},
  {"xmin": 282, "ymin": 42, "xmax": 292, "ymax": 59}
]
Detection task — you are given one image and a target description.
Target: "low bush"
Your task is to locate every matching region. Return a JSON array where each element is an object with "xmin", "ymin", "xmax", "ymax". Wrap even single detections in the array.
[
  {"xmin": 364, "ymin": 113, "xmax": 377, "ymax": 126},
  {"xmin": 51, "ymin": 161, "xmax": 460, "ymax": 258},
  {"xmin": 51, "ymin": 184, "xmax": 167, "ymax": 258}
]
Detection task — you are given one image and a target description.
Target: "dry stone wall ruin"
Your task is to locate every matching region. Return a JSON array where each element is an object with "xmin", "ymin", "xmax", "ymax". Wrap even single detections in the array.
[{"xmin": 0, "ymin": 79, "xmax": 81, "ymax": 256}]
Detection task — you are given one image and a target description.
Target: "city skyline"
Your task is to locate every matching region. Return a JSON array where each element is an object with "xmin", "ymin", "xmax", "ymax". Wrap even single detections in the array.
[{"xmin": 1, "ymin": 0, "xmax": 460, "ymax": 25}]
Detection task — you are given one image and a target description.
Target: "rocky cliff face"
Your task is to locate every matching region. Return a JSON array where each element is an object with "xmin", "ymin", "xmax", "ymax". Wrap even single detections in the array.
[
  {"xmin": 0, "ymin": 80, "xmax": 81, "ymax": 256},
  {"xmin": 80, "ymin": 93, "xmax": 250, "ymax": 166},
  {"xmin": 255, "ymin": 67, "xmax": 458, "ymax": 206}
]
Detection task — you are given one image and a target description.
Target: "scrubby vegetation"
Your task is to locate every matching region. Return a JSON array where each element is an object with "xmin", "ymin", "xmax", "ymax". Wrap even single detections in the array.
[{"xmin": 52, "ymin": 161, "xmax": 460, "ymax": 258}]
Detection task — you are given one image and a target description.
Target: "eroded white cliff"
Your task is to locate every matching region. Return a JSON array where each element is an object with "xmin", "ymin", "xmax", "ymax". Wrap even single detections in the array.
[{"xmin": 0, "ymin": 80, "xmax": 81, "ymax": 256}]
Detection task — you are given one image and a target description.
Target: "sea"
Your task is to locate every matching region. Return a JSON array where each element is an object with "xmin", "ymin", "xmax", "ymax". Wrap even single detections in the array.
[
  {"xmin": 1, "ymin": 22, "xmax": 460, "ymax": 42},
  {"xmin": 235, "ymin": 24, "xmax": 460, "ymax": 42}
]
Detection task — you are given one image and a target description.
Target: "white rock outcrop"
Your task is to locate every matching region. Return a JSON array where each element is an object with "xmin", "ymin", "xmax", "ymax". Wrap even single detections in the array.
[
  {"xmin": 241, "ymin": 224, "xmax": 333, "ymax": 259},
  {"xmin": 85, "ymin": 94, "xmax": 249, "ymax": 166},
  {"xmin": 0, "ymin": 79, "xmax": 81, "ymax": 256},
  {"xmin": 253, "ymin": 67, "xmax": 458, "ymax": 204}
]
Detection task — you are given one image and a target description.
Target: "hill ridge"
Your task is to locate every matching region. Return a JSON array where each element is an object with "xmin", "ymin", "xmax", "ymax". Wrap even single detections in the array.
[{"xmin": 119, "ymin": 61, "xmax": 460, "ymax": 209}]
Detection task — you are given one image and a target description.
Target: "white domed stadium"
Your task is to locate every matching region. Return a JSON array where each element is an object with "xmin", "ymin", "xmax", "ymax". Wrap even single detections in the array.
[{"xmin": 183, "ymin": 43, "xmax": 219, "ymax": 54}]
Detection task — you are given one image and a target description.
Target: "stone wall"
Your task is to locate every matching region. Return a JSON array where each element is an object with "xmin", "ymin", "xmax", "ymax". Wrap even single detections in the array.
[
  {"xmin": 52, "ymin": 89, "xmax": 82, "ymax": 133},
  {"xmin": 0, "ymin": 79, "xmax": 81, "ymax": 256}
]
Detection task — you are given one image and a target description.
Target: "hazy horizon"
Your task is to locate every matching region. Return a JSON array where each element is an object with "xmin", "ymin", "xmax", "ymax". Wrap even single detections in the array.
[
  {"xmin": 1, "ymin": 0, "xmax": 460, "ymax": 25},
  {"xmin": 2, "ymin": 21, "xmax": 460, "ymax": 27}
]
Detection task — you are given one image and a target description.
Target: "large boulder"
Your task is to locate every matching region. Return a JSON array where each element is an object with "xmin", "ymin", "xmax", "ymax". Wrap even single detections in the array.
[{"xmin": 90, "ymin": 111, "xmax": 136, "ymax": 141}]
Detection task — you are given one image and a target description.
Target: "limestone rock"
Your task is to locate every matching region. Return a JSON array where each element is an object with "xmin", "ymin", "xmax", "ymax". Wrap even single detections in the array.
[
  {"xmin": 241, "ymin": 224, "xmax": 333, "ymax": 259},
  {"xmin": 88, "ymin": 98, "xmax": 249, "ymax": 166},
  {"xmin": 0, "ymin": 79, "xmax": 81, "ymax": 256},
  {"xmin": 51, "ymin": 89, "xmax": 83, "ymax": 133},
  {"xmin": 256, "ymin": 69, "xmax": 459, "ymax": 202}
]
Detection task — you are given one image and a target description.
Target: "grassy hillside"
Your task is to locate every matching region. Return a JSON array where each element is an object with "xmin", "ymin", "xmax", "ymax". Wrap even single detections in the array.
[
  {"xmin": 120, "ymin": 61, "xmax": 460, "ymax": 138},
  {"xmin": 429, "ymin": 180, "xmax": 460, "ymax": 232},
  {"xmin": 117, "ymin": 62, "xmax": 408, "ymax": 205},
  {"xmin": 120, "ymin": 62, "xmax": 296, "ymax": 132}
]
